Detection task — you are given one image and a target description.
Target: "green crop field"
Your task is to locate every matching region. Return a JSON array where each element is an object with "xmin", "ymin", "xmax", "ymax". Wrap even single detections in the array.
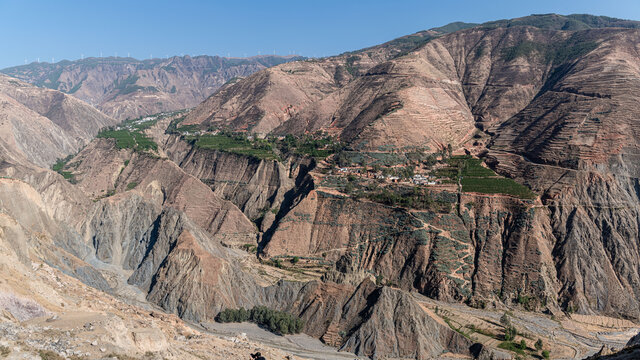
[
  {"xmin": 192, "ymin": 134, "xmax": 278, "ymax": 160},
  {"xmin": 173, "ymin": 127, "xmax": 340, "ymax": 161},
  {"xmin": 97, "ymin": 129, "xmax": 158, "ymax": 152},
  {"xmin": 461, "ymin": 177, "xmax": 536, "ymax": 199},
  {"xmin": 438, "ymin": 155, "xmax": 536, "ymax": 199},
  {"xmin": 51, "ymin": 155, "xmax": 76, "ymax": 183},
  {"xmin": 459, "ymin": 158, "xmax": 497, "ymax": 177}
]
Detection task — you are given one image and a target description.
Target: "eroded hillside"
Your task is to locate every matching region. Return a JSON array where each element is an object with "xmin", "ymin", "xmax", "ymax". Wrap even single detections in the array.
[
  {"xmin": 0, "ymin": 74, "xmax": 118, "ymax": 167},
  {"xmin": 2, "ymin": 13, "xmax": 640, "ymax": 360}
]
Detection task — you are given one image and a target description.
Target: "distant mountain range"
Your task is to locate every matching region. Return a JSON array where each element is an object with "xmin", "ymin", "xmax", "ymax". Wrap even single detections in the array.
[{"xmin": 1, "ymin": 55, "xmax": 303, "ymax": 120}]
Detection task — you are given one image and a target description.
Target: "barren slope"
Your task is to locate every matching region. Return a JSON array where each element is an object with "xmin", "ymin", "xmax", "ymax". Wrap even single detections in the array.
[
  {"xmin": 0, "ymin": 74, "xmax": 117, "ymax": 166},
  {"xmin": 1, "ymin": 55, "xmax": 303, "ymax": 120}
]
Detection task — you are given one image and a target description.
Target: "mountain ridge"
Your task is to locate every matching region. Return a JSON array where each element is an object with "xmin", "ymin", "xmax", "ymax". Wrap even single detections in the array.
[{"xmin": 1, "ymin": 54, "xmax": 303, "ymax": 120}]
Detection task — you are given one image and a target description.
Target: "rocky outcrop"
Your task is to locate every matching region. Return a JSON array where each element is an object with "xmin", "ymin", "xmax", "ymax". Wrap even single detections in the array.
[
  {"xmin": 338, "ymin": 284, "xmax": 471, "ymax": 359},
  {"xmin": 255, "ymin": 279, "xmax": 472, "ymax": 360},
  {"xmin": 143, "ymin": 225, "xmax": 260, "ymax": 321}
]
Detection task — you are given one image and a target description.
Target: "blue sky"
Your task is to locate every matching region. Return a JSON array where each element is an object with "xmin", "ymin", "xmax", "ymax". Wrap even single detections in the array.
[{"xmin": 0, "ymin": 0, "xmax": 638, "ymax": 69}]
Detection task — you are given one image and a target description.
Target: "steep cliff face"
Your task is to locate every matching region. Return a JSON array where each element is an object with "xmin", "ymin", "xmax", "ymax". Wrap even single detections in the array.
[
  {"xmin": 125, "ymin": 208, "xmax": 261, "ymax": 321},
  {"xmin": 67, "ymin": 139, "xmax": 257, "ymax": 247},
  {"xmin": 1, "ymin": 55, "xmax": 303, "ymax": 120},
  {"xmin": 261, "ymin": 178, "xmax": 559, "ymax": 311},
  {"xmin": 0, "ymin": 177, "xmax": 110, "ymax": 290},
  {"xmin": 164, "ymin": 135, "xmax": 311, "ymax": 221}
]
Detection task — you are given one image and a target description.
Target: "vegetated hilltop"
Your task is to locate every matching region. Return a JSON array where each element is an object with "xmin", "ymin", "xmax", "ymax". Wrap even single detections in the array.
[{"xmin": 1, "ymin": 54, "xmax": 303, "ymax": 120}]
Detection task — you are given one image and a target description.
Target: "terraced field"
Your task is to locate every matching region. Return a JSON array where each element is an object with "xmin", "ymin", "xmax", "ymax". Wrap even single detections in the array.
[{"xmin": 440, "ymin": 156, "xmax": 537, "ymax": 199}]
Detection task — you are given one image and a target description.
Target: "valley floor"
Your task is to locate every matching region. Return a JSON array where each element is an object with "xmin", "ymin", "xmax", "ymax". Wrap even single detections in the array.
[
  {"xmin": 200, "ymin": 321, "xmax": 366, "ymax": 360},
  {"xmin": 411, "ymin": 293, "xmax": 639, "ymax": 360}
]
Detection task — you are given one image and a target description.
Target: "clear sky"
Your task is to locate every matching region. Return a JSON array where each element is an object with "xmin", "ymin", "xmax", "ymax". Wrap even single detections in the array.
[{"xmin": 1, "ymin": 0, "xmax": 638, "ymax": 69}]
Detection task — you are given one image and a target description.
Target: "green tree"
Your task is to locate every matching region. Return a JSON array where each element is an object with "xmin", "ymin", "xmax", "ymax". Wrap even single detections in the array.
[
  {"xmin": 504, "ymin": 326, "xmax": 517, "ymax": 341},
  {"xmin": 519, "ymin": 339, "xmax": 527, "ymax": 350},
  {"xmin": 344, "ymin": 182, "xmax": 355, "ymax": 194},
  {"xmin": 535, "ymin": 339, "xmax": 543, "ymax": 351},
  {"xmin": 542, "ymin": 350, "xmax": 550, "ymax": 359},
  {"xmin": 337, "ymin": 152, "xmax": 350, "ymax": 167},
  {"xmin": 215, "ymin": 306, "xmax": 305, "ymax": 335},
  {"xmin": 500, "ymin": 313, "xmax": 511, "ymax": 326}
]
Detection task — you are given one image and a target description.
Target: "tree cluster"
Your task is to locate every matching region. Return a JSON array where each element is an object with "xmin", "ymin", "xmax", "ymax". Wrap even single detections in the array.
[
  {"xmin": 216, "ymin": 306, "xmax": 304, "ymax": 335},
  {"xmin": 364, "ymin": 186, "xmax": 450, "ymax": 212}
]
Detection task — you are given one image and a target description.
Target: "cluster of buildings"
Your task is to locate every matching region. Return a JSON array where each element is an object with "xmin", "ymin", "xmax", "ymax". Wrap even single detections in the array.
[
  {"xmin": 115, "ymin": 116, "xmax": 157, "ymax": 131},
  {"xmin": 336, "ymin": 167, "xmax": 438, "ymax": 185},
  {"xmin": 411, "ymin": 174, "xmax": 437, "ymax": 185}
]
